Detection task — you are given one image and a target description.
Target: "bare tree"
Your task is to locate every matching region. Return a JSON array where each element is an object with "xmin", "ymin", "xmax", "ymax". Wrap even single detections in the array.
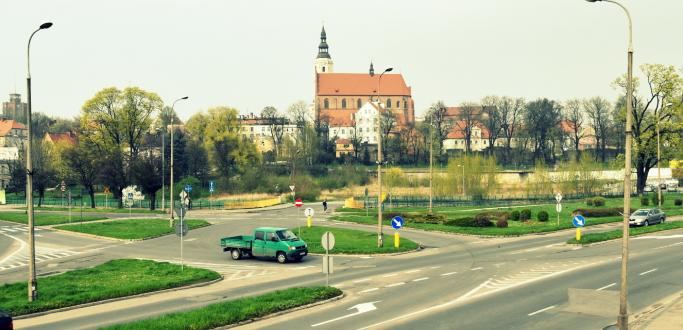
[
  {"xmin": 564, "ymin": 99, "xmax": 585, "ymax": 161},
  {"xmin": 498, "ymin": 97, "xmax": 525, "ymax": 164},
  {"xmin": 481, "ymin": 96, "xmax": 504, "ymax": 156},
  {"xmin": 454, "ymin": 102, "xmax": 479, "ymax": 154},
  {"xmin": 261, "ymin": 106, "xmax": 286, "ymax": 159},
  {"xmin": 425, "ymin": 101, "xmax": 451, "ymax": 158},
  {"xmin": 380, "ymin": 109, "xmax": 397, "ymax": 161},
  {"xmin": 584, "ymin": 96, "xmax": 612, "ymax": 162}
]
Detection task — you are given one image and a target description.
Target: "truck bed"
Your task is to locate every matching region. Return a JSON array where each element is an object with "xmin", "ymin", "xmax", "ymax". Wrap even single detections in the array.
[{"xmin": 220, "ymin": 235, "xmax": 254, "ymax": 249}]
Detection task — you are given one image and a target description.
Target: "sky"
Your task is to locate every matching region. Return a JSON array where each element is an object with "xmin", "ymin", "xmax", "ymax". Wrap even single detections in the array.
[{"xmin": 1, "ymin": 0, "xmax": 682, "ymax": 122}]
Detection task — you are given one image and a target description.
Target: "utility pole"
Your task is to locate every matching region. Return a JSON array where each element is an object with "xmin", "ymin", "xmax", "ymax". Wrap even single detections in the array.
[
  {"xmin": 373, "ymin": 67, "xmax": 393, "ymax": 248},
  {"xmin": 169, "ymin": 96, "xmax": 188, "ymax": 227},
  {"xmin": 429, "ymin": 116, "xmax": 433, "ymax": 213}
]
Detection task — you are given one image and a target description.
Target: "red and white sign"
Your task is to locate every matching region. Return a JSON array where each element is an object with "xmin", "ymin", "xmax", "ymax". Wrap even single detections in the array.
[{"xmin": 294, "ymin": 198, "xmax": 303, "ymax": 208}]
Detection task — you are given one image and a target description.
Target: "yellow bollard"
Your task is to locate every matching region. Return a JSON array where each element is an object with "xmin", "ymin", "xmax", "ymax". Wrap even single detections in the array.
[
  {"xmin": 307, "ymin": 216, "xmax": 312, "ymax": 228},
  {"xmin": 394, "ymin": 232, "xmax": 400, "ymax": 248},
  {"xmin": 576, "ymin": 228, "xmax": 581, "ymax": 241}
]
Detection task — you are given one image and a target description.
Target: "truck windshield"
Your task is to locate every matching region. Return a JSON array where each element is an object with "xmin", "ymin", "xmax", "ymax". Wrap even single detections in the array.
[{"xmin": 276, "ymin": 230, "xmax": 298, "ymax": 241}]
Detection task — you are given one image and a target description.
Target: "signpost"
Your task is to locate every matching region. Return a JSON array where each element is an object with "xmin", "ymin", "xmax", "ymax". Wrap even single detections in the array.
[
  {"xmin": 305, "ymin": 207, "xmax": 314, "ymax": 228},
  {"xmin": 177, "ymin": 190, "xmax": 191, "ymax": 271},
  {"xmin": 208, "ymin": 181, "xmax": 215, "ymax": 209},
  {"xmin": 391, "ymin": 216, "xmax": 404, "ymax": 248},
  {"xmin": 60, "ymin": 181, "xmax": 66, "ymax": 207},
  {"xmin": 103, "ymin": 186, "xmax": 110, "ymax": 208},
  {"xmin": 573, "ymin": 214, "xmax": 586, "ymax": 241},
  {"xmin": 295, "ymin": 198, "xmax": 303, "ymax": 236},
  {"xmin": 127, "ymin": 192, "xmax": 134, "ymax": 216},
  {"xmin": 67, "ymin": 190, "xmax": 72, "ymax": 224},
  {"xmin": 364, "ymin": 187, "xmax": 369, "ymax": 216},
  {"xmin": 321, "ymin": 231, "xmax": 335, "ymax": 285},
  {"xmin": 555, "ymin": 193, "xmax": 563, "ymax": 226},
  {"xmin": 289, "ymin": 185, "xmax": 295, "ymax": 203}
]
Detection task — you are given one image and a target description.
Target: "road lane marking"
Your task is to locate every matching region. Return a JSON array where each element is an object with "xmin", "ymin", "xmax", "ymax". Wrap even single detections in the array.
[
  {"xmin": 359, "ymin": 288, "xmax": 379, "ymax": 293},
  {"xmin": 382, "ymin": 273, "xmax": 399, "ymax": 278},
  {"xmin": 312, "ymin": 301, "xmax": 381, "ymax": 327},
  {"xmin": 470, "ymin": 267, "xmax": 483, "ymax": 271},
  {"xmin": 404, "ymin": 269, "xmax": 422, "ymax": 274},
  {"xmin": 385, "ymin": 282, "xmax": 405, "ymax": 288},
  {"xmin": 353, "ymin": 278, "xmax": 371, "ymax": 283},
  {"xmin": 184, "ymin": 238, "xmax": 197, "ymax": 242},
  {"xmin": 652, "ymin": 242, "xmax": 683, "ymax": 250},
  {"xmin": 412, "ymin": 277, "xmax": 429, "ymax": 282},
  {"xmin": 430, "ymin": 266, "xmax": 442, "ymax": 269},
  {"xmin": 639, "ymin": 268, "xmax": 657, "ymax": 276},
  {"xmin": 441, "ymin": 272, "xmax": 457, "ymax": 276},
  {"xmin": 528, "ymin": 305, "xmax": 556, "ymax": 316},
  {"xmin": 596, "ymin": 283, "xmax": 616, "ymax": 291}
]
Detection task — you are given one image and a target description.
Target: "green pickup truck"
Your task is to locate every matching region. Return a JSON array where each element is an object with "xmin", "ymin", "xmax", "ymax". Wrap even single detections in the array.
[{"xmin": 220, "ymin": 227, "xmax": 308, "ymax": 264}]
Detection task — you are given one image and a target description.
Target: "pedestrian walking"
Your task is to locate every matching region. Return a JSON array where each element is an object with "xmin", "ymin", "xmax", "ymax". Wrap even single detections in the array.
[{"xmin": 322, "ymin": 199, "xmax": 328, "ymax": 213}]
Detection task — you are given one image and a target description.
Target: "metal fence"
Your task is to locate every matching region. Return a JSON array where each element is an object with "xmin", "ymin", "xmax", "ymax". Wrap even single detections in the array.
[{"xmin": 4, "ymin": 195, "xmax": 283, "ymax": 210}]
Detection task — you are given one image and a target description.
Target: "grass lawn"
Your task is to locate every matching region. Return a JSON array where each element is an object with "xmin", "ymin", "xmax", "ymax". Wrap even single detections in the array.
[
  {"xmin": 334, "ymin": 195, "xmax": 683, "ymax": 237},
  {"xmin": 54, "ymin": 219, "xmax": 210, "ymax": 240},
  {"xmin": 0, "ymin": 259, "xmax": 220, "ymax": 316},
  {"xmin": 29, "ymin": 206, "xmax": 166, "ymax": 214},
  {"xmin": 296, "ymin": 226, "xmax": 419, "ymax": 254},
  {"xmin": 0, "ymin": 212, "xmax": 106, "ymax": 226},
  {"xmin": 567, "ymin": 221, "xmax": 683, "ymax": 245},
  {"xmin": 101, "ymin": 286, "xmax": 342, "ymax": 330}
]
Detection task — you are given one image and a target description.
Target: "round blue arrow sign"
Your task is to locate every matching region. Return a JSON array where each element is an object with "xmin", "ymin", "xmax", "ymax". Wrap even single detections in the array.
[
  {"xmin": 391, "ymin": 216, "xmax": 404, "ymax": 230},
  {"xmin": 572, "ymin": 214, "xmax": 586, "ymax": 228}
]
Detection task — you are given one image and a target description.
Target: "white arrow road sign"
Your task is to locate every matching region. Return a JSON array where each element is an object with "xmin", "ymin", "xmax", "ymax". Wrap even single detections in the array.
[{"xmin": 311, "ymin": 301, "xmax": 381, "ymax": 327}]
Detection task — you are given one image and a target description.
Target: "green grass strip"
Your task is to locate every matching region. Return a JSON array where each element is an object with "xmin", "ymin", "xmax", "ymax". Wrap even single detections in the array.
[
  {"xmin": 0, "ymin": 212, "xmax": 106, "ymax": 226},
  {"xmin": 297, "ymin": 226, "xmax": 419, "ymax": 254},
  {"xmin": 29, "ymin": 207, "xmax": 166, "ymax": 214},
  {"xmin": 567, "ymin": 221, "xmax": 683, "ymax": 245},
  {"xmin": 0, "ymin": 259, "xmax": 220, "ymax": 316},
  {"xmin": 54, "ymin": 219, "xmax": 210, "ymax": 240},
  {"xmin": 101, "ymin": 286, "xmax": 342, "ymax": 330}
]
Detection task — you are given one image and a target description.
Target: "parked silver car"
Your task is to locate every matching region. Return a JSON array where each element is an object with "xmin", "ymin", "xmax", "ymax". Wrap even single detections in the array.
[{"xmin": 629, "ymin": 208, "xmax": 666, "ymax": 227}]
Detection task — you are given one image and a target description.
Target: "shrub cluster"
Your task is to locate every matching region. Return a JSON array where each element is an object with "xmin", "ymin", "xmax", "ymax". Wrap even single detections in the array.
[
  {"xmin": 592, "ymin": 197, "xmax": 606, "ymax": 207},
  {"xmin": 537, "ymin": 211, "xmax": 549, "ymax": 222},
  {"xmin": 651, "ymin": 194, "xmax": 664, "ymax": 206},
  {"xmin": 675, "ymin": 199, "xmax": 683, "ymax": 206},
  {"xmin": 383, "ymin": 212, "xmax": 446, "ymax": 225},
  {"xmin": 586, "ymin": 198, "xmax": 594, "ymax": 206},
  {"xmin": 496, "ymin": 219, "xmax": 508, "ymax": 228},
  {"xmin": 572, "ymin": 207, "xmax": 635, "ymax": 218},
  {"xmin": 519, "ymin": 209, "xmax": 532, "ymax": 221},
  {"xmin": 445, "ymin": 217, "xmax": 493, "ymax": 227},
  {"xmin": 640, "ymin": 196, "xmax": 650, "ymax": 206},
  {"xmin": 510, "ymin": 210, "xmax": 520, "ymax": 221}
]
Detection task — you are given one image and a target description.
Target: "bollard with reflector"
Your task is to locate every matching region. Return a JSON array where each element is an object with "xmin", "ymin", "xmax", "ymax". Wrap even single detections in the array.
[
  {"xmin": 576, "ymin": 228, "xmax": 581, "ymax": 241},
  {"xmin": 394, "ymin": 232, "xmax": 400, "ymax": 248},
  {"xmin": 307, "ymin": 216, "xmax": 312, "ymax": 228}
]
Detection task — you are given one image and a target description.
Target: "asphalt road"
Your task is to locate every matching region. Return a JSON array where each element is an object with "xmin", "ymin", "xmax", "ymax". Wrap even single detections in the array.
[{"xmin": 5, "ymin": 204, "xmax": 683, "ymax": 330}]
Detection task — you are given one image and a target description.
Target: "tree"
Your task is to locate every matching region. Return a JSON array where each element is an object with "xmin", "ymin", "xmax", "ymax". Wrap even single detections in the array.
[
  {"xmin": 481, "ymin": 96, "xmax": 504, "ymax": 156},
  {"xmin": 454, "ymin": 102, "xmax": 479, "ymax": 154},
  {"xmin": 498, "ymin": 97, "xmax": 525, "ymax": 164},
  {"xmin": 261, "ymin": 106, "xmax": 286, "ymax": 159},
  {"xmin": 62, "ymin": 140, "xmax": 100, "ymax": 208},
  {"xmin": 425, "ymin": 101, "xmax": 451, "ymax": 160},
  {"xmin": 31, "ymin": 112, "xmax": 55, "ymax": 138},
  {"xmin": 564, "ymin": 99, "xmax": 585, "ymax": 161},
  {"xmin": 613, "ymin": 63, "xmax": 683, "ymax": 193},
  {"xmin": 158, "ymin": 106, "xmax": 182, "ymax": 130},
  {"xmin": 131, "ymin": 153, "xmax": 163, "ymax": 210},
  {"xmin": 31, "ymin": 139, "xmax": 58, "ymax": 207},
  {"xmin": 380, "ymin": 109, "xmax": 397, "ymax": 161},
  {"xmin": 525, "ymin": 99, "xmax": 562, "ymax": 163},
  {"xmin": 584, "ymin": 96, "xmax": 612, "ymax": 162}
]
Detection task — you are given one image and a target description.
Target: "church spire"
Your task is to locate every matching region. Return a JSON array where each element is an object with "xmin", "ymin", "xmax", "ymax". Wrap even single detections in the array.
[
  {"xmin": 369, "ymin": 61, "xmax": 375, "ymax": 76},
  {"xmin": 317, "ymin": 26, "xmax": 331, "ymax": 59}
]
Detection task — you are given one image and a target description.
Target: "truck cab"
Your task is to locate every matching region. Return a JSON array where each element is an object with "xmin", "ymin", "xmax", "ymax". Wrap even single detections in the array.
[{"xmin": 221, "ymin": 227, "xmax": 308, "ymax": 263}]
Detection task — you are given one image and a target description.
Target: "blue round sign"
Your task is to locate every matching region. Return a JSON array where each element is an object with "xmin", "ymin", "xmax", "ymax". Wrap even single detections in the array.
[
  {"xmin": 572, "ymin": 214, "xmax": 586, "ymax": 228},
  {"xmin": 184, "ymin": 184, "xmax": 192, "ymax": 193},
  {"xmin": 391, "ymin": 216, "xmax": 404, "ymax": 230}
]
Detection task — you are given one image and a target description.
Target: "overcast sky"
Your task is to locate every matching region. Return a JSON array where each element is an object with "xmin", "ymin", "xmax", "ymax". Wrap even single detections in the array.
[{"xmin": 1, "ymin": 0, "xmax": 682, "ymax": 121}]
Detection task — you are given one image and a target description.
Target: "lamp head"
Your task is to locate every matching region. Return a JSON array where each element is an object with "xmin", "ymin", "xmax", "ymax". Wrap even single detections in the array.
[
  {"xmin": 385, "ymin": 67, "xmax": 394, "ymax": 73},
  {"xmin": 585, "ymin": 0, "xmax": 601, "ymax": 2},
  {"xmin": 40, "ymin": 22, "xmax": 53, "ymax": 29},
  {"xmin": 181, "ymin": 96, "xmax": 189, "ymax": 100}
]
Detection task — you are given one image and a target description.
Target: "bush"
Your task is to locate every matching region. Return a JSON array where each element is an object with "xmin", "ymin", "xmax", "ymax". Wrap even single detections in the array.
[
  {"xmin": 640, "ymin": 196, "xmax": 650, "ymax": 206},
  {"xmin": 586, "ymin": 198, "xmax": 594, "ymax": 206},
  {"xmin": 538, "ymin": 211, "xmax": 549, "ymax": 222},
  {"xmin": 474, "ymin": 211, "xmax": 510, "ymax": 222},
  {"xmin": 592, "ymin": 197, "xmax": 606, "ymax": 207},
  {"xmin": 675, "ymin": 199, "xmax": 683, "ymax": 206},
  {"xmin": 510, "ymin": 210, "xmax": 520, "ymax": 221},
  {"xmin": 496, "ymin": 219, "xmax": 508, "ymax": 228},
  {"xmin": 519, "ymin": 209, "xmax": 532, "ymax": 221},
  {"xmin": 445, "ymin": 217, "xmax": 492, "ymax": 227},
  {"xmin": 652, "ymin": 194, "xmax": 664, "ymax": 206},
  {"xmin": 572, "ymin": 207, "xmax": 636, "ymax": 218}
]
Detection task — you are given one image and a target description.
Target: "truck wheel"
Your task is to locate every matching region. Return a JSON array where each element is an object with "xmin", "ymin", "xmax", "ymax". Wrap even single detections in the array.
[
  {"xmin": 277, "ymin": 252, "xmax": 287, "ymax": 264},
  {"xmin": 231, "ymin": 249, "xmax": 241, "ymax": 260}
]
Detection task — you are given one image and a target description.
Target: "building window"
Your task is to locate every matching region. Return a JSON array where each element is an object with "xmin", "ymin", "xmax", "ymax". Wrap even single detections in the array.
[
  {"xmin": 357, "ymin": 98, "xmax": 362, "ymax": 109},
  {"xmin": 322, "ymin": 66, "xmax": 326, "ymax": 72},
  {"xmin": 396, "ymin": 101, "xmax": 400, "ymax": 108},
  {"xmin": 386, "ymin": 98, "xmax": 392, "ymax": 108},
  {"xmin": 324, "ymin": 98, "xmax": 329, "ymax": 109},
  {"xmin": 404, "ymin": 99, "xmax": 408, "ymax": 109},
  {"xmin": 342, "ymin": 129, "xmax": 346, "ymax": 134},
  {"xmin": 342, "ymin": 99, "xmax": 347, "ymax": 109}
]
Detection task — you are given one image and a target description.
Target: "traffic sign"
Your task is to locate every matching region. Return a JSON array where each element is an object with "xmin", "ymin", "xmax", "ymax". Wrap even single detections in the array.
[
  {"xmin": 294, "ymin": 198, "xmax": 303, "ymax": 208},
  {"xmin": 321, "ymin": 231, "xmax": 335, "ymax": 251},
  {"xmin": 556, "ymin": 203, "xmax": 562, "ymax": 213},
  {"xmin": 305, "ymin": 207, "xmax": 314, "ymax": 217},
  {"xmin": 60, "ymin": 181, "xmax": 66, "ymax": 192},
  {"xmin": 555, "ymin": 193, "xmax": 563, "ymax": 203},
  {"xmin": 127, "ymin": 192, "xmax": 133, "ymax": 200},
  {"xmin": 572, "ymin": 214, "xmax": 586, "ymax": 227},
  {"xmin": 175, "ymin": 221, "xmax": 188, "ymax": 237},
  {"xmin": 184, "ymin": 184, "xmax": 192, "ymax": 193},
  {"xmin": 208, "ymin": 181, "xmax": 215, "ymax": 193},
  {"xmin": 391, "ymin": 216, "xmax": 404, "ymax": 230},
  {"xmin": 289, "ymin": 185, "xmax": 295, "ymax": 192},
  {"xmin": 175, "ymin": 206, "xmax": 187, "ymax": 218}
]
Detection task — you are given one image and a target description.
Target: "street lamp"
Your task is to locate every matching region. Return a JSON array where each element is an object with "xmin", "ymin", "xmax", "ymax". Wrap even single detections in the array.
[
  {"xmin": 26, "ymin": 21, "xmax": 52, "ymax": 302},
  {"xmin": 585, "ymin": 1, "xmax": 633, "ymax": 329},
  {"xmin": 372, "ymin": 67, "xmax": 393, "ymax": 247},
  {"xmin": 169, "ymin": 96, "xmax": 188, "ymax": 227},
  {"xmin": 429, "ymin": 116, "xmax": 433, "ymax": 214},
  {"xmin": 160, "ymin": 128, "xmax": 165, "ymax": 212},
  {"xmin": 657, "ymin": 102, "xmax": 673, "ymax": 208}
]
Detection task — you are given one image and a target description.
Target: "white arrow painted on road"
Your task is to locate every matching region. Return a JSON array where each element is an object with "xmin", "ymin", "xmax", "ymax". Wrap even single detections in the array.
[{"xmin": 311, "ymin": 301, "xmax": 381, "ymax": 327}]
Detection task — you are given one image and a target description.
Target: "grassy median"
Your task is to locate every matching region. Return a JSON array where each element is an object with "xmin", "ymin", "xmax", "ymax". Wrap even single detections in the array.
[
  {"xmin": 30, "ymin": 206, "xmax": 166, "ymax": 214},
  {"xmin": 54, "ymin": 218, "xmax": 210, "ymax": 240},
  {"xmin": 297, "ymin": 225, "xmax": 419, "ymax": 254},
  {"xmin": 567, "ymin": 221, "xmax": 683, "ymax": 245},
  {"xmin": 102, "ymin": 286, "xmax": 342, "ymax": 330},
  {"xmin": 0, "ymin": 212, "xmax": 106, "ymax": 226},
  {"xmin": 0, "ymin": 259, "xmax": 220, "ymax": 316}
]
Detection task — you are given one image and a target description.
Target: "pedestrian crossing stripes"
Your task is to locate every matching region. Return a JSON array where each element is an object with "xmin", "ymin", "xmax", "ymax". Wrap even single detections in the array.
[
  {"xmin": 0, "ymin": 247, "xmax": 80, "ymax": 271},
  {"xmin": 143, "ymin": 259, "xmax": 285, "ymax": 280},
  {"xmin": 0, "ymin": 225, "xmax": 42, "ymax": 235}
]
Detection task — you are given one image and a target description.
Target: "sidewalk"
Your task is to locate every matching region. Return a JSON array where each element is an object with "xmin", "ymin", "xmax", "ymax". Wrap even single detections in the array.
[{"xmin": 632, "ymin": 290, "xmax": 683, "ymax": 330}]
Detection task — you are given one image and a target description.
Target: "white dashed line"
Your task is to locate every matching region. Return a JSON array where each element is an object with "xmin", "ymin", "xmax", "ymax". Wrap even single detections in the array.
[
  {"xmin": 441, "ymin": 272, "xmax": 457, "ymax": 276},
  {"xmin": 470, "ymin": 267, "xmax": 483, "ymax": 271},
  {"xmin": 353, "ymin": 278, "xmax": 371, "ymax": 283},
  {"xmin": 385, "ymin": 282, "xmax": 406, "ymax": 288},
  {"xmin": 405, "ymin": 269, "xmax": 422, "ymax": 274},
  {"xmin": 528, "ymin": 305, "xmax": 556, "ymax": 316},
  {"xmin": 596, "ymin": 283, "xmax": 616, "ymax": 291},
  {"xmin": 639, "ymin": 269, "xmax": 657, "ymax": 276},
  {"xmin": 412, "ymin": 277, "xmax": 429, "ymax": 282},
  {"xmin": 382, "ymin": 273, "xmax": 399, "ymax": 278},
  {"xmin": 653, "ymin": 242, "xmax": 683, "ymax": 250},
  {"xmin": 429, "ymin": 266, "xmax": 442, "ymax": 269},
  {"xmin": 359, "ymin": 288, "xmax": 379, "ymax": 293}
]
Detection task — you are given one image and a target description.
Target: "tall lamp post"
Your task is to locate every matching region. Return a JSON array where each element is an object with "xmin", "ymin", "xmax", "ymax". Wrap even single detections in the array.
[
  {"xmin": 161, "ymin": 128, "xmax": 165, "ymax": 212},
  {"xmin": 586, "ymin": 1, "xmax": 633, "ymax": 329},
  {"xmin": 26, "ymin": 21, "xmax": 53, "ymax": 302},
  {"xmin": 169, "ymin": 96, "xmax": 188, "ymax": 227},
  {"xmin": 429, "ymin": 116, "xmax": 433, "ymax": 213},
  {"xmin": 372, "ymin": 67, "xmax": 393, "ymax": 247}
]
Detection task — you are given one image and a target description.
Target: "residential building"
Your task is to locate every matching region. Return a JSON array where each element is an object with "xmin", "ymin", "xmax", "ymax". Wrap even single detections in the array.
[
  {"xmin": 2, "ymin": 93, "xmax": 27, "ymax": 124},
  {"xmin": 238, "ymin": 114, "xmax": 299, "ymax": 153}
]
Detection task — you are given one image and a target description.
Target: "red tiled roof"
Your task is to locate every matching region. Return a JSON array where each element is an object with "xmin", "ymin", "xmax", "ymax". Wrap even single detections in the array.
[
  {"xmin": 336, "ymin": 138, "xmax": 351, "ymax": 145},
  {"xmin": 559, "ymin": 120, "xmax": 577, "ymax": 134},
  {"xmin": 447, "ymin": 121, "xmax": 490, "ymax": 139},
  {"xmin": 47, "ymin": 132, "xmax": 77, "ymax": 145},
  {"xmin": 320, "ymin": 109, "xmax": 356, "ymax": 127},
  {"xmin": 317, "ymin": 73, "xmax": 411, "ymax": 96},
  {"xmin": 0, "ymin": 119, "xmax": 26, "ymax": 137}
]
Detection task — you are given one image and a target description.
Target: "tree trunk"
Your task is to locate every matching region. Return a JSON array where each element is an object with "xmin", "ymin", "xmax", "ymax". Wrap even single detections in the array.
[
  {"xmin": 149, "ymin": 191, "xmax": 156, "ymax": 211},
  {"xmin": 88, "ymin": 186, "xmax": 96, "ymax": 208},
  {"xmin": 38, "ymin": 190, "xmax": 44, "ymax": 207}
]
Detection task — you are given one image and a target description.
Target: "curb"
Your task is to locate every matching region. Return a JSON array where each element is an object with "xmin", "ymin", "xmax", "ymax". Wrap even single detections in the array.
[
  {"xmin": 565, "ymin": 225, "xmax": 683, "ymax": 247},
  {"xmin": 308, "ymin": 246, "xmax": 424, "ymax": 257},
  {"xmin": 217, "ymin": 292, "xmax": 346, "ymax": 329},
  {"xmin": 47, "ymin": 221, "xmax": 212, "ymax": 242},
  {"xmin": 14, "ymin": 276, "xmax": 225, "ymax": 320}
]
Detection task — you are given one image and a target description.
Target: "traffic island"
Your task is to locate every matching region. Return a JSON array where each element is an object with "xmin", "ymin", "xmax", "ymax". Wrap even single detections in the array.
[
  {"xmin": 567, "ymin": 221, "xmax": 683, "ymax": 245},
  {"xmin": 298, "ymin": 226, "xmax": 419, "ymax": 254},
  {"xmin": 0, "ymin": 259, "xmax": 221, "ymax": 316},
  {"xmin": 53, "ymin": 218, "xmax": 210, "ymax": 240},
  {"xmin": 101, "ymin": 286, "xmax": 343, "ymax": 330},
  {"xmin": 0, "ymin": 212, "xmax": 106, "ymax": 225}
]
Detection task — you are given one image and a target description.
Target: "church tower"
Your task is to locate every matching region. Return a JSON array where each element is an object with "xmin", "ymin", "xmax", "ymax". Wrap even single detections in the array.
[{"xmin": 315, "ymin": 26, "xmax": 334, "ymax": 73}]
